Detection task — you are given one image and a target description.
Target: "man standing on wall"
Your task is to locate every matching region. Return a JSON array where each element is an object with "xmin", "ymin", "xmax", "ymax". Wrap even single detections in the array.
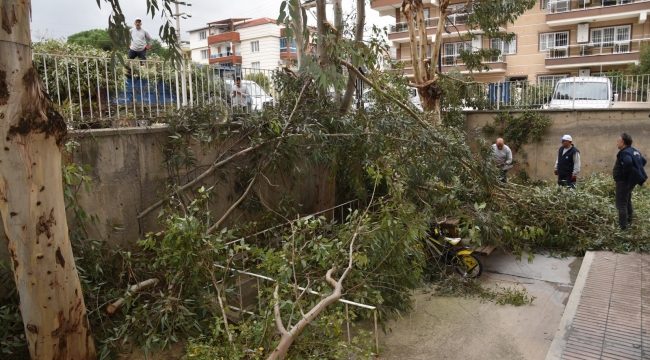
[
  {"xmin": 128, "ymin": 18, "xmax": 153, "ymax": 61},
  {"xmin": 613, "ymin": 133, "xmax": 647, "ymax": 230},
  {"xmin": 492, "ymin": 138, "xmax": 513, "ymax": 183},
  {"xmin": 554, "ymin": 135, "xmax": 581, "ymax": 188}
]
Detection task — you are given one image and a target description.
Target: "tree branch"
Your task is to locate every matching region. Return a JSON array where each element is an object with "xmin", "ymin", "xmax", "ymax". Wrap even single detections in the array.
[
  {"xmin": 107, "ymin": 278, "xmax": 159, "ymax": 314},
  {"xmin": 337, "ymin": 58, "xmax": 424, "ymax": 124},
  {"xmin": 273, "ymin": 284, "xmax": 288, "ymax": 335},
  {"xmin": 137, "ymin": 140, "xmax": 269, "ymax": 220}
]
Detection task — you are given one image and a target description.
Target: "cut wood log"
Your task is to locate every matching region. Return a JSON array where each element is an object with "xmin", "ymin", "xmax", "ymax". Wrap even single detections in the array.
[{"xmin": 107, "ymin": 278, "xmax": 159, "ymax": 314}]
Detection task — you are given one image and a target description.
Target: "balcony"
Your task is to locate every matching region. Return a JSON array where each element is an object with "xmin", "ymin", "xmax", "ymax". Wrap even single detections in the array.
[
  {"xmin": 398, "ymin": 56, "xmax": 507, "ymax": 76},
  {"xmin": 208, "ymin": 51, "xmax": 242, "ymax": 65},
  {"xmin": 371, "ymin": 0, "xmax": 436, "ymax": 17},
  {"xmin": 546, "ymin": 0, "xmax": 650, "ymax": 26},
  {"xmin": 440, "ymin": 56, "xmax": 507, "ymax": 73},
  {"xmin": 207, "ymin": 31, "xmax": 240, "ymax": 45},
  {"xmin": 388, "ymin": 17, "xmax": 477, "ymax": 43},
  {"xmin": 544, "ymin": 39, "xmax": 647, "ymax": 69}
]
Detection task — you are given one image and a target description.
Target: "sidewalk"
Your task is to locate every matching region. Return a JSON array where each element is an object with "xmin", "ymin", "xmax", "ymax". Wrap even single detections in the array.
[
  {"xmin": 379, "ymin": 250, "xmax": 581, "ymax": 360},
  {"xmin": 547, "ymin": 251, "xmax": 650, "ymax": 360}
]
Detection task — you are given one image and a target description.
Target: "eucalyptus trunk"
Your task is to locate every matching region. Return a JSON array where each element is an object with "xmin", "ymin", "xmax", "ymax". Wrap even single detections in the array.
[
  {"xmin": 289, "ymin": 0, "xmax": 306, "ymax": 68},
  {"xmin": 316, "ymin": 0, "xmax": 328, "ymax": 67},
  {"xmin": 339, "ymin": 0, "xmax": 365, "ymax": 115},
  {"xmin": 403, "ymin": 0, "xmax": 445, "ymax": 122},
  {"xmin": 0, "ymin": 0, "xmax": 96, "ymax": 358}
]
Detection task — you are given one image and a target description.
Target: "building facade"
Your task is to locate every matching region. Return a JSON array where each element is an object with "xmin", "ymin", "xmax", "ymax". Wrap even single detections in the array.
[
  {"xmin": 186, "ymin": 17, "xmax": 298, "ymax": 70},
  {"xmin": 372, "ymin": 0, "xmax": 650, "ymax": 83}
]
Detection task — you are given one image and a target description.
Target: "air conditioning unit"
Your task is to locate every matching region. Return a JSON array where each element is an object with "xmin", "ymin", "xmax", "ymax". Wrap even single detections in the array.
[{"xmin": 578, "ymin": 69, "xmax": 591, "ymax": 77}]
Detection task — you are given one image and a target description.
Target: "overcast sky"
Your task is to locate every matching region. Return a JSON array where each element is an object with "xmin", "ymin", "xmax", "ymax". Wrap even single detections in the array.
[{"xmin": 31, "ymin": 0, "xmax": 393, "ymax": 43}]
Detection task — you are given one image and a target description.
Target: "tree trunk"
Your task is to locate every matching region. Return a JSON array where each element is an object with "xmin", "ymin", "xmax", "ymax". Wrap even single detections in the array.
[
  {"xmin": 316, "ymin": 0, "xmax": 328, "ymax": 67},
  {"xmin": 339, "ymin": 0, "xmax": 365, "ymax": 115},
  {"xmin": 289, "ymin": 0, "xmax": 305, "ymax": 68},
  {"xmin": 0, "ymin": 1, "xmax": 97, "ymax": 359}
]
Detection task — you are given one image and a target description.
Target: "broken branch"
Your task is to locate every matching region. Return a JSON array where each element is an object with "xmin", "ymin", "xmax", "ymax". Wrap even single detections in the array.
[{"xmin": 107, "ymin": 278, "xmax": 159, "ymax": 314}]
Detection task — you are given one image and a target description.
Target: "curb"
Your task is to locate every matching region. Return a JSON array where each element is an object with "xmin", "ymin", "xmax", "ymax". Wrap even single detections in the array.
[{"xmin": 545, "ymin": 250, "xmax": 595, "ymax": 360}]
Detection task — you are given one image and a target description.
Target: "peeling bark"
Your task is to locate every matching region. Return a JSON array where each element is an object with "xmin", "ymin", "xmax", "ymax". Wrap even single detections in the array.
[{"xmin": 0, "ymin": 1, "xmax": 96, "ymax": 359}]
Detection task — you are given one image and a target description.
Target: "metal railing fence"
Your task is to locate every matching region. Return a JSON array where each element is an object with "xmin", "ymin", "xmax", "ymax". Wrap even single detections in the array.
[
  {"xmin": 455, "ymin": 74, "xmax": 650, "ymax": 110},
  {"xmin": 547, "ymin": 0, "xmax": 646, "ymax": 14},
  {"xmin": 32, "ymin": 53, "xmax": 279, "ymax": 127}
]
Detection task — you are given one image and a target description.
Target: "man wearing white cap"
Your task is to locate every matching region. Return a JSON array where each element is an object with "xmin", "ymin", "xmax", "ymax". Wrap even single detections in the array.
[
  {"xmin": 128, "ymin": 18, "xmax": 153, "ymax": 61},
  {"xmin": 554, "ymin": 134, "xmax": 581, "ymax": 188}
]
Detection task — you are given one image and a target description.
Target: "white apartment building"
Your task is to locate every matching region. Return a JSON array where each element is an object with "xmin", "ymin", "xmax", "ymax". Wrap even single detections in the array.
[{"xmin": 186, "ymin": 17, "xmax": 298, "ymax": 70}]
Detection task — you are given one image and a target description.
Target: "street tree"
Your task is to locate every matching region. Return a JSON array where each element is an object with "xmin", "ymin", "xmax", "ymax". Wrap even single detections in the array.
[
  {"xmin": 0, "ymin": 0, "xmax": 96, "ymax": 358},
  {"xmin": 402, "ymin": 0, "xmax": 536, "ymax": 120},
  {"xmin": 67, "ymin": 29, "xmax": 113, "ymax": 51},
  {"xmin": 1, "ymin": 0, "xmax": 181, "ymax": 358}
]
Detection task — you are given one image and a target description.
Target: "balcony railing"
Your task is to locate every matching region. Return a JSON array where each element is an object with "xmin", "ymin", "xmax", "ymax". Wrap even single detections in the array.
[
  {"xmin": 388, "ymin": 18, "xmax": 439, "ymax": 34},
  {"xmin": 547, "ymin": 0, "xmax": 641, "ymax": 14},
  {"xmin": 210, "ymin": 51, "xmax": 242, "ymax": 59},
  {"xmin": 544, "ymin": 38, "xmax": 648, "ymax": 59}
]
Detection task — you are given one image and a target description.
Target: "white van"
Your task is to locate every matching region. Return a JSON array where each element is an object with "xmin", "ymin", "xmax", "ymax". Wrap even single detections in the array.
[
  {"xmin": 548, "ymin": 76, "xmax": 614, "ymax": 109},
  {"xmin": 224, "ymin": 79, "xmax": 274, "ymax": 111}
]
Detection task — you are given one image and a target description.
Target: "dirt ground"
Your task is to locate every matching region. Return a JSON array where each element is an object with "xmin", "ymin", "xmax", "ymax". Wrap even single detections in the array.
[{"xmin": 378, "ymin": 250, "xmax": 582, "ymax": 360}]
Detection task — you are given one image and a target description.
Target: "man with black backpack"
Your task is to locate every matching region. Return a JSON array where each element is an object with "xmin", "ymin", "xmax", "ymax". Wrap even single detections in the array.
[{"xmin": 613, "ymin": 133, "xmax": 648, "ymax": 230}]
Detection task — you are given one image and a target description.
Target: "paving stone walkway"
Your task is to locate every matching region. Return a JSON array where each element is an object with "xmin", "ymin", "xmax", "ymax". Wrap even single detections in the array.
[{"xmin": 550, "ymin": 251, "xmax": 650, "ymax": 360}]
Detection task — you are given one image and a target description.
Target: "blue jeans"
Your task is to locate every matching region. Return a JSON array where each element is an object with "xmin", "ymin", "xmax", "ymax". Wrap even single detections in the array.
[{"xmin": 127, "ymin": 49, "xmax": 147, "ymax": 60}]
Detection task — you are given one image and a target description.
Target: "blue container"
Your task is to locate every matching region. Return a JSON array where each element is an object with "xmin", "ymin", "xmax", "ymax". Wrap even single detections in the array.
[
  {"xmin": 110, "ymin": 78, "xmax": 177, "ymax": 105},
  {"xmin": 488, "ymin": 83, "xmax": 510, "ymax": 104}
]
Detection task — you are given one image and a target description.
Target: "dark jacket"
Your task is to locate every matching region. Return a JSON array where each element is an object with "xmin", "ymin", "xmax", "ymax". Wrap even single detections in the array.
[
  {"xmin": 613, "ymin": 146, "xmax": 648, "ymax": 187},
  {"xmin": 557, "ymin": 146, "xmax": 579, "ymax": 176}
]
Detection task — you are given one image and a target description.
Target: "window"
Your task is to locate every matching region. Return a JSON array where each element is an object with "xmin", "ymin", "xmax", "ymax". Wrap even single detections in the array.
[
  {"xmin": 447, "ymin": 4, "xmax": 472, "ymax": 26},
  {"xmin": 538, "ymin": 74, "xmax": 568, "ymax": 87},
  {"xmin": 200, "ymin": 49, "xmax": 208, "ymax": 60},
  {"xmin": 280, "ymin": 38, "xmax": 287, "ymax": 53},
  {"xmin": 251, "ymin": 41, "xmax": 260, "ymax": 52},
  {"xmin": 199, "ymin": 31, "xmax": 206, "ymax": 40},
  {"xmin": 539, "ymin": 31, "xmax": 569, "ymax": 51},
  {"xmin": 443, "ymin": 41, "xmax": 471, "ymax": 66},
  {"xmin": 591, "ymin": 25, "xmax": 631, "ymax": 50},
  {"xmin": 252, "ymin": 62, "xmax": 260, "ymax": 70},
  {"xmin": 490, "ymin": 38, "xmax": 517, "ymax": 56},
  {"xmin": 280, "ymin": 38, "xmax": 296, "ymax": 53}
]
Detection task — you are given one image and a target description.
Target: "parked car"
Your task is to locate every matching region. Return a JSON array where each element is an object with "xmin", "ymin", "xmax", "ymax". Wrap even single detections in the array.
[
  {"xmin": 224, "ymin": 79, "xmax": 274, "ymax": 111},
  {"xmin": 548, "ymin": 76, "xmax": 614, "ymax": 109}
]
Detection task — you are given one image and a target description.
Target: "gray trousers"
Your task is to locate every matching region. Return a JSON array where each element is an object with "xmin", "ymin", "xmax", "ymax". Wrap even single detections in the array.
[{"xmin": 615, "ymin": 181, "xmax": 635, "ymax": 230}]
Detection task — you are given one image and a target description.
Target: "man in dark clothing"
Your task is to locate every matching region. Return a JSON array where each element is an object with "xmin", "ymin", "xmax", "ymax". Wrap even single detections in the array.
[
  {"xmin": 613, "ymin": 133, "xmax": 648, "ymax": 230},
  {"xmin": 554, "ymin": 134, "xmax": 581, "ymax": 188}
]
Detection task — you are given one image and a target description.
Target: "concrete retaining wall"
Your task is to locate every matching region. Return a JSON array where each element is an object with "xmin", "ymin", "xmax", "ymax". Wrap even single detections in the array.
[
  {"xmin": 0, "ymin": 126, "xmax": 334, "ymax": 281},
  {"xmin": 465, "ymin": 109, "xmax": 650, "ymax": 181}
]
